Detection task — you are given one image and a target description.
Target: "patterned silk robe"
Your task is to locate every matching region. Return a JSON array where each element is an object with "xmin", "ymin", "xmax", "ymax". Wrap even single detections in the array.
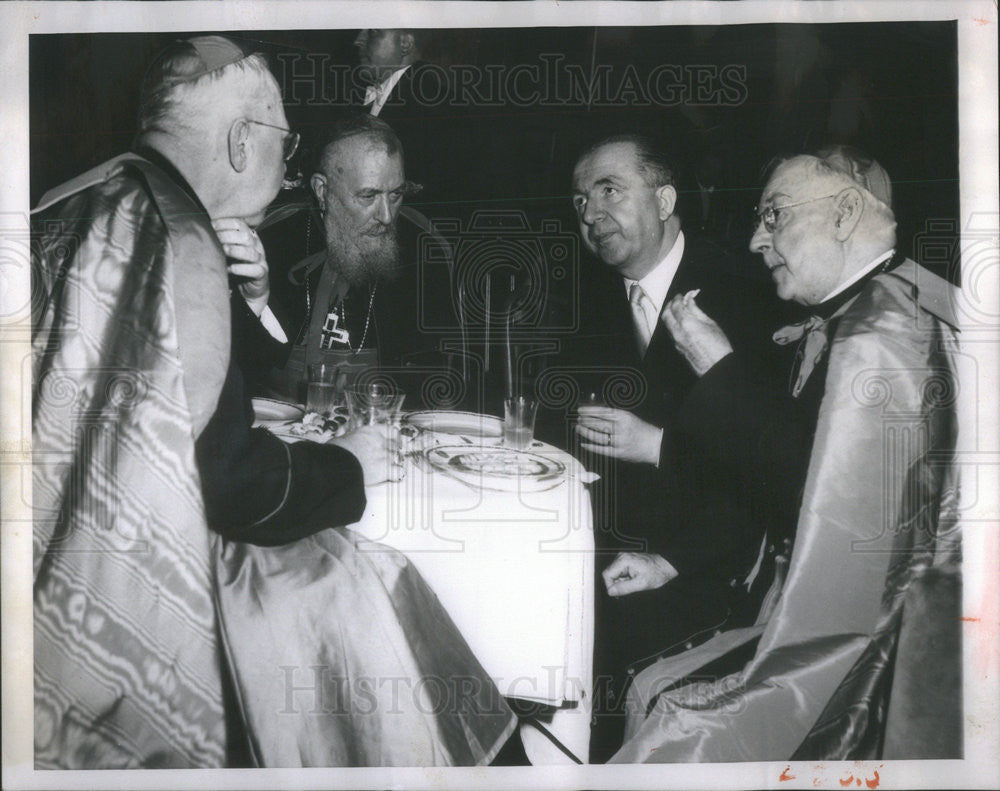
[{"xmin": 32, "ymin": 155, "xmax": 231, "ymax": 767}]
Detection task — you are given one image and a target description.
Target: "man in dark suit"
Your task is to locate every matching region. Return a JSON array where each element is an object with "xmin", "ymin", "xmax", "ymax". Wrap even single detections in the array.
[
  {"xmin": 353, "ymin": 28, "xmax": 477, "ymax": 214},
  {"xmin": 567, "ymin": 133, "xmax": 790, "ymax": 761},
  {"xmin": 354, "ymin": 28, "xmax": 425, "ymax": 117}
]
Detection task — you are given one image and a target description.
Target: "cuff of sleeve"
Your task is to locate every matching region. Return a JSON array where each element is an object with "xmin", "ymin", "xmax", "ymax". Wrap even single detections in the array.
[
  {"xmin": 653, "ymin": 552, "xmax": 679, "ymax": 583},
  {"xmin": 700, "ymin": 351, "xmax": 738, "ymax": 384},
  {"xmin": 259, "ymin": 305, "xmax": 289, "ymax": 344},
  {"xmin": 657, "ymin": 426, "xmax": 670, "ymax": 470}
]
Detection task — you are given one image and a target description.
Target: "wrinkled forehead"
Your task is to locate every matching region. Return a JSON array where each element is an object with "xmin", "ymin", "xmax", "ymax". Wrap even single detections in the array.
[
  {"xmin": 327, "ymin": 136, "xmax": 403, "ymax": 181},
  {"xmin": 573, "ymin": 142, "xmax": 641, "ymax": 190}
]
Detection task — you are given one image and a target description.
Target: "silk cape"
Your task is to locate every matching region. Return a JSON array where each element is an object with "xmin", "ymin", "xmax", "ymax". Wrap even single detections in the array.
[{"xmin": 611, "ymin": 260, "xmax": 961, "ymax": 762}]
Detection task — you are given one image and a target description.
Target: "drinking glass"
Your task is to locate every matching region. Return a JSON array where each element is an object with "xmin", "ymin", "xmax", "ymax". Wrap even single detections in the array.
[
  {"xmin": 346, "ymin": 382, "xmax": 406, "ymax": 427},
  {"xmin": 306, "ymin": 363, "xmax": 344, "ymax": 417},
  {"xmin": 503, "ymin": 396, "xmax": 539, "ymax": 450}
]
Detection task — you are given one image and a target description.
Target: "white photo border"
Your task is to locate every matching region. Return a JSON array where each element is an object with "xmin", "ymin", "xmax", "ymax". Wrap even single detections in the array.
[{"xmin": 2, "ymin": 2, "xmax": 997, "ymax": 789}]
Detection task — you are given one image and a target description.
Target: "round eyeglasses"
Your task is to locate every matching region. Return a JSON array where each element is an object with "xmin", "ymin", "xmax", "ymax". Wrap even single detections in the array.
[
  {"xmin": 244, "ymin": 118, "xmax": 300, "ymax": 161},
  {"xmin": 753, "ymin": 193, "xmax": 838, "ymax": 233}
]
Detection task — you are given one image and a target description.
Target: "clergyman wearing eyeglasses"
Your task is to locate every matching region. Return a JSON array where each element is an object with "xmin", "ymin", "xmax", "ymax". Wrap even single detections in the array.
[{"xmin": 617, "ymin": 148, "xmax": 961, "ymax": 762}]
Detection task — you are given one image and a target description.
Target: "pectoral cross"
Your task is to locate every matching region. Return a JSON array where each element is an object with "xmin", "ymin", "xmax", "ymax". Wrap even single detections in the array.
[{"xmin": 319, "ymin": 308, "xmax": 350, "ymax": 350}]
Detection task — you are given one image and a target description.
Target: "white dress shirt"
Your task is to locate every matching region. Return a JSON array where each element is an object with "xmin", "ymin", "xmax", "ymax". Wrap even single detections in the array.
[
  {"xmin": 622, "ymin": 230, "xmax": 686, "ymax": 340},
  {"xmin": 363, "ymin": 66, "xmax": 411, "ymax": 117}
]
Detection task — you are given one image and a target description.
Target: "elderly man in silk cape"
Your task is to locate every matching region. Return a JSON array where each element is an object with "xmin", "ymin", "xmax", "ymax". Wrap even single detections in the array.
[
  {"xmin": 31, "ymin": 35, "xmax": 513, "ymax": 769},
  {"xmin": 611, "ymin": 148, "xmax": 961, "ymax": 762}
]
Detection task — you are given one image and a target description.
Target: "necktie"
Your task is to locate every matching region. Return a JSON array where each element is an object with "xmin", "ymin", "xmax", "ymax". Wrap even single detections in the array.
[
  {"xmin": 629, "ymin": 283, "xmax": 655, "ymax": 356},
  {"xmin": 771, "ymin": 259, "xmax": 897, "ymax": 398}
]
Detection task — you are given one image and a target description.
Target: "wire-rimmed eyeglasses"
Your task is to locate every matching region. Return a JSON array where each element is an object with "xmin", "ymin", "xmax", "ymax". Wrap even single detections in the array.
[
  {"xmin": 245, "ymin": 119, "xmax": 300, "ymax": 161},
  {"xmin": 753, "ymin": 193, "xmax": 838, "ymax": 233}
]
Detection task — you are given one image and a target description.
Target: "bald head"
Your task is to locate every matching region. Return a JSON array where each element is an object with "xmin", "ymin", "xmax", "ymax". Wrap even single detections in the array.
[
  {"xmin": 138, "ymin": 39, "xmax": 276, "ymax": 138},
  {"xmin": 313, "ymin": 114, "xmax": 403, "ymax": 175},
  {"xmin": 778, "ymin": 155, "xmax": 896, "ymax": 249},
  {"xmin": 136, "ymin": 39, "xmax": 290, "ymax": 224}
]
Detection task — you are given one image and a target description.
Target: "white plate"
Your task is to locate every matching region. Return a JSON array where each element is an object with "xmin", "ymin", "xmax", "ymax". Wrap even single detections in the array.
[
  {"xmin": 252, "ymin": 397, "xmax": 304, "ymax": 422},
  {"xmin": 404, "ymin": 410, "xmax": 503, "ymax": 437},
  {"xmin": 425, "ymin": 445, "xmax": 566, "ymax": 492}
]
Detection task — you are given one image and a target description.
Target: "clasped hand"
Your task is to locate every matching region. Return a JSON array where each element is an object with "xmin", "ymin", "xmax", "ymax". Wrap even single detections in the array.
[
  {"xmin": 576, "ymin": 407, "xmax": 663, "ymax": 464},
  {"xmin": 212, "ymin": 217, "xmax": 270, "ymax": 316},
  {"xmin": 602, "ymin": 552, "xmax": 678, "ymax": 597}
]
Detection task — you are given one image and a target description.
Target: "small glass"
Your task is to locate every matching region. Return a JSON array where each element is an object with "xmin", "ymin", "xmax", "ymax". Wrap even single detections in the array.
[
  {"xmin": 346, "ymin": 382, "xmax": 406, "ymax": 427},
  {"xmin": 503, "ymin": 395, "xmax": 539, "ymax": 450},
  {"xmin": 306, "ymin": 363, "xmax": 344, "ymax": 417}
]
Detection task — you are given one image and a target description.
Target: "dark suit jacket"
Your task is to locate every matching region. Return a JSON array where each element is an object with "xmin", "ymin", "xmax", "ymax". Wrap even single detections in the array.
[
  {"xmin": 562, "ymin": 234, "xmax": 783, "ymax": 577},
  {"xmin": 553, "ymin": 233, "xmax": 806, "ymax": 686}
]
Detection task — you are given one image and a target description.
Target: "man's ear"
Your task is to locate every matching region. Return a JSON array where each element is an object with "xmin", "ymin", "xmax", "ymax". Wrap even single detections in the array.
[
  {"xmin": 310, "ymin": 173, "xmax": 327, "ymax": 208},
  {"xmin": 834, "ymin": 187, "xmax": 863, "ymax": 241},
  {"xmin": 398, "ymin": 31, "xmax": 416, "ymax": 59},
  {"xmin": 656, "ymin": 184, "xmax": 678, "ymax": 221},
  {"xmin": 228, "ymin": 119, "xmax": 251, "ymax": 173}
]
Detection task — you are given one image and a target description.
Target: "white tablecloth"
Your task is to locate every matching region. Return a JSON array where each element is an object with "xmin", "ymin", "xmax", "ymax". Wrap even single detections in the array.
[{"xmin": 348, "ymin": 437, "xmax": 596, "ymax": 762}]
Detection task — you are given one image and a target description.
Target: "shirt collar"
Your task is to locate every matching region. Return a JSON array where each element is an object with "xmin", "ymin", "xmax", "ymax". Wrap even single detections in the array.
[
  {"xmin": 363, "ymin": 66, "xmax": 411, "ymax": 116},
  {"xmin": 624, "ymin": 230, "xmax": 686, "ymax": 316},
  {"xmin": 819, "ymin": 248, "xmax": 895, "ymax": 304}
]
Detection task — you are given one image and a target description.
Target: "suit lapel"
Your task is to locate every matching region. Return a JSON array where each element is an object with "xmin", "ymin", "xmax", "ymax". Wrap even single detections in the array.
[
  {"xmin": 640, "ymin": 241, "xmax": 698, "ymax": 363},
  {"xmin": 640, "ymin": 241, "xmax": 704, "ymax": 408}
]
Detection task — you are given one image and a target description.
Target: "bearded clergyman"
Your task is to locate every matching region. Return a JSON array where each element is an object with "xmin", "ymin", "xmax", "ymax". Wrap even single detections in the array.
[{"xmin": 260, "ymin": 113, "xmax": 455, "ymax": 403}]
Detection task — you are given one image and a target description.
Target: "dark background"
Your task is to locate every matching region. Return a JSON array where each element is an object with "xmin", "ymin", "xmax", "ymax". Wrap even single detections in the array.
[{"xmin": 30, "ymin": 22, "xmax": 959, "ymax": 280}]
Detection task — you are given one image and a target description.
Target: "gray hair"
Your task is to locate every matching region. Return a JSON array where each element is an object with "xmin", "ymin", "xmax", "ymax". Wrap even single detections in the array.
[
  {"xmin": 136, "ymin": 36, "xmax": 273, "ymax": 138},
  {"xmin": 315, "ymin": 114, "xmax": 404, "ymax": 174},
  {"xmin": 800, "ymin": 153, "xmax": 897, "ymax": 249},
  {"xmin": 813, "ymin": 144, "xmax": 893, "ymax": 208}
]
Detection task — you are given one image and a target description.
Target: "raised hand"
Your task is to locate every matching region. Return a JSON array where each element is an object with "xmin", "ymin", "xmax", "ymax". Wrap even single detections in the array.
[
  {"xmin": 212, "ymin": 217, "xmax": 270, "ymax": 316},
  {"xmin": 662, "ymin": 289, "xmax": 733, "ymax": 377}
]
